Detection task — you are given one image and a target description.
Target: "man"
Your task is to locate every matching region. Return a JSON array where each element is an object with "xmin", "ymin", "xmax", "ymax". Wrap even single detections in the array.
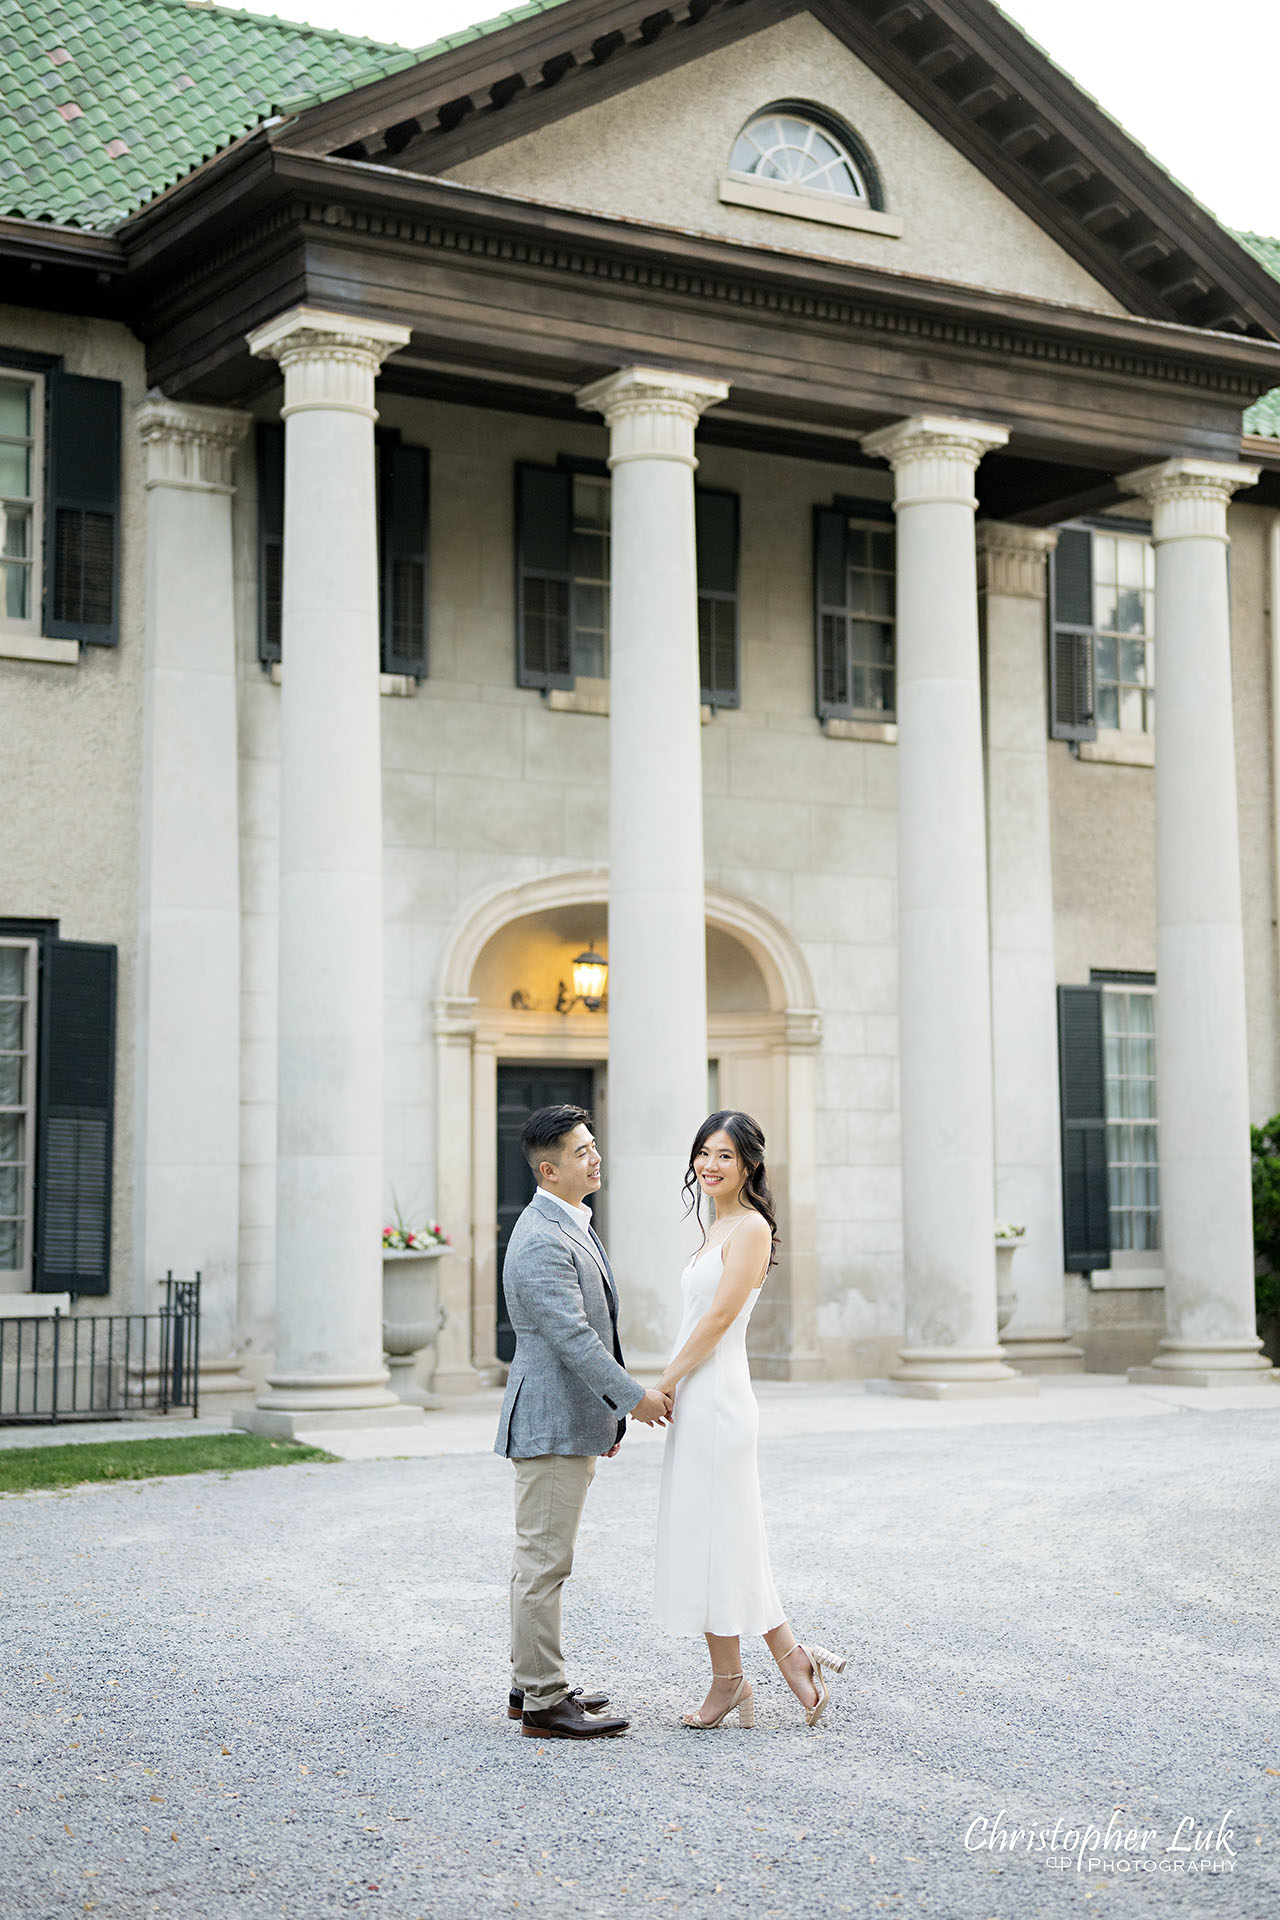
[{"xmin": 495, "ymin": 1104, "xmax": 672, "ymax": 1740}]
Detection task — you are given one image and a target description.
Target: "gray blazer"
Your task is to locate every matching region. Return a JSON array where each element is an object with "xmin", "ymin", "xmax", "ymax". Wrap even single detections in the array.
[{"xmin": 494, "ymin": 1189, "xmax": 646, "ymax": 1459}]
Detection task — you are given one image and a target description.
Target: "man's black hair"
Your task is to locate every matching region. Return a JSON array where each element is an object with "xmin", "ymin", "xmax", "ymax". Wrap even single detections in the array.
[{"xmin": 520, "ymin": 1104, "xmax": 592, "ymax": 1177}]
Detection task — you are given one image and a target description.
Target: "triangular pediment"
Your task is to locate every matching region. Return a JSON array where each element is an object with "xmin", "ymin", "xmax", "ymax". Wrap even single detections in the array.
[
  {"xmin": 443, "ymin": 12, "xmax": 1126, "ymax": 313},
  {"xmin": 278, "ymin": 0, "xmax": 1280, "ymax": 341}
]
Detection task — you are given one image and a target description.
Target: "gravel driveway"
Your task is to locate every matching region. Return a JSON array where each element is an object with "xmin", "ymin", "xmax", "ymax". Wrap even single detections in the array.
[{"xmin": 3, "ymin": 1404, "xmax": 1277, "ymax": 1920}]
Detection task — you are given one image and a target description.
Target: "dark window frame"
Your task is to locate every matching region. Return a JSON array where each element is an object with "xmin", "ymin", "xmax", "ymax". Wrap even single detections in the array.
[{"xmin": 813, "ymin": 497, "xmax": 896, "ymax": 723}]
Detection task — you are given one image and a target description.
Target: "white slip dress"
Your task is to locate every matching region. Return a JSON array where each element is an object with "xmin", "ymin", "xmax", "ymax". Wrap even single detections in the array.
[{"xmin": 652, "ymin": 1223, "xmax": 786, "ymax": 1637}]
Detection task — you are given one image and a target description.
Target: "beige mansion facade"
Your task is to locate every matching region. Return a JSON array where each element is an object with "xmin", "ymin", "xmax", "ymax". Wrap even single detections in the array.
[{"xmin": 4, "ymin": 0, "xmax": 1280, "ymax": 1422}]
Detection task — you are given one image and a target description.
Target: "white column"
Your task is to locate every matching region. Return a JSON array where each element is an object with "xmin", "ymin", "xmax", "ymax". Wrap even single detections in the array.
[
  {"xmin": 978, "ymin": 524, "xmax": 1084, "ymax": 1373},
  {"xmin": 860, "ymin": 415, "xmax": 1035, "ymax": 1396},
  {"xmin": 135, "ymin": 399, "xmax": 251, "ymax": 1392},
  {"xmin": 577, "ymin": 366, "xmax": 728, "ymax": 1357},
  {"xmin": 1118, "ymin": 457, "xmax": 1274, "ymax": 1387},
  {"xmin": 239, "ymin": 306, "xmax": 417, "ymax": 1436}
]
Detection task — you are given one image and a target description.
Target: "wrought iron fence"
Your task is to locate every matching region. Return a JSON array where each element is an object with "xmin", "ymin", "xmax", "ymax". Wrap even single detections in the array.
[{"xmin": 0, "ymin": 1273, "xmax": 201, "ymax": 1425}]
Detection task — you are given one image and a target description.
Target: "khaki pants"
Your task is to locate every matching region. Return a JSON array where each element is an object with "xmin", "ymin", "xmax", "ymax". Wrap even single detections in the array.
[{"xmin": 509, "ymin": 1452, "xmax": 598, "ymax": 1712}]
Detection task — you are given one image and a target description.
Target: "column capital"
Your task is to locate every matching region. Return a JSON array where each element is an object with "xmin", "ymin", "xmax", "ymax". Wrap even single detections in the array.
[
  {"xmin": 246, "ymin": 305, "xmax": 411, "ymax": 420},
  {"xmin": 575, "ymin": 365, "xmax": 729, "ymax": 468},
  {"xmin": 136, "ymin": 397, "xmax": 250, "ymax": 493},
  {"xmin": 976, "ymin": 522, "xmax": 1058, "ymax": 599},
  {"xmin": 860, "ymin": 414, "xmax": 1009, "ymax": 509},
  {"xmin": 1117, "ymin": 456, "xmax": 1261, "ymax": 543}
]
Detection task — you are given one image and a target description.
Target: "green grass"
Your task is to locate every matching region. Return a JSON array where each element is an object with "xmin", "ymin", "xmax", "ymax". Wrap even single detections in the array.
[{"xmin": 0, "ymin": 1433, "xmax": 336, "ymax": 1494}]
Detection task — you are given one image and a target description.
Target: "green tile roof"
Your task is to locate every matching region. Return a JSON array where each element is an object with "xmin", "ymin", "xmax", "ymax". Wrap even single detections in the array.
[
  {"xmin": 0, "ymin": 0, "xmax": 571, "ymax": 232},
  {"xmin": 1237, "ymin": 235, "xmax": 1280, "ymax": 437}
]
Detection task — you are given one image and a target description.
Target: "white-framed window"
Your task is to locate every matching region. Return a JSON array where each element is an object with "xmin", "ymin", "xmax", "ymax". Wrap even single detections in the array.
[
  {"xmin": 1092, "ymin": 528, "xmax": 1155, "ymax": 734},
  {"xmin": 569, "ymin": 473, "xmax": 610, "ymax": 681},
  {"xmin": 729, "ymin": 109, "xmax": 870, "ymax": 203},
  {"xmin": 0, "ymin": 939, "xmax": 38, "ymax": 1285},
  {"xmin": 1101, "ymin": 983, "xmax": 1159, "ymax": 1252},
  {"xmin": 0, "ymin": 372, "xmax": 41, "ymax": 636}
]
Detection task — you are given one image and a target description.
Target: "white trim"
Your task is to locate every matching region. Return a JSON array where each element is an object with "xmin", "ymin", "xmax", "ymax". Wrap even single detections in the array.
[
  {"xmin": 0, "ymin": 936, "xmax": 38, "ymax": 1290},
  {"xmin": 823, "ymin": 717, "xmax": 897, "ymax": 743},
  {"xmin": 0, "ymin": 369, "xmax": 42, "ymax": 643},
  {"xmin": 435, "ymin": 869, "xmax": 819, "ymax": 1014},
  {"xmin": 0, "ymin": 633, "xmax": 79, "ymax": 666},
  {"xmin": 718, "ymin": 175, "xmax": 903, "ymax": 236},
  {"xmin": 1078, "ymin": 729, "xmax": 1154, "ymax": 767}
]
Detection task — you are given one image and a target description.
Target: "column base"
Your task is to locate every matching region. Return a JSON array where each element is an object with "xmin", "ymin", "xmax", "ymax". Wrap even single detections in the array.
[
  {"xmin": 234, "ymin": 1404, "xmax": 426, "ymax": 1440},
  {"xmin": 997, "ymin": 1331, "xmax": 1086, "ymax": 1374},
  {"xmin": 868, "ymin": 1374, "xmax": 1041, "ymax": 1400},
  {"xmin": 1128, "ymin": 1336, "xmax": 1275, "ymax": 1389},
  {"xmin": 1128, "ymin": 1365, "xmax": 1280, "ymax": 1390}
]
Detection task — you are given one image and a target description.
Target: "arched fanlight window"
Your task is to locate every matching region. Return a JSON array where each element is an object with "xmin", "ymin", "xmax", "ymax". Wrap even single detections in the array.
[{"xmin": 728, "ymin": 101, "xmax": 884, "ymax": 210}]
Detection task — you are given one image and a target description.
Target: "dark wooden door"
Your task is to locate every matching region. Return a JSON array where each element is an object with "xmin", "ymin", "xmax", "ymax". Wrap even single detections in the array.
[{"xmin": 495, "ymin": 1065, "xmax": 595, "ymax": 1363}]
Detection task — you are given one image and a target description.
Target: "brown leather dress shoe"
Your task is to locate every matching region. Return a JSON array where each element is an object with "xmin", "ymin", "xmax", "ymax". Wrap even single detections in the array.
[
  {"xmin": 508, "ymin": 1685, "xmax": 610, "ymax": 1721},
  {"xmin": 521, "ymin": 1695, "xmax": 629, "ymax": 1739}
]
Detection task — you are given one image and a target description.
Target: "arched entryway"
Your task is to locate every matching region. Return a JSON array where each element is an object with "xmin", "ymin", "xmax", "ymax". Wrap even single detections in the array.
[{"xmin": 429, "ymin": 871, "xmax": 824, "ymax": 1387}]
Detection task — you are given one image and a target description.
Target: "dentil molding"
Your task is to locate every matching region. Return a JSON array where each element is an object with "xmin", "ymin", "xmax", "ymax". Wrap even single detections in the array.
[
  {"xmin": 1118, "ymin": 457, "xmax": 1261, "ymax": 543},
  {"xmin": 977, "ymin": 522, "xmax": 1058, "ymax": 599},
  {"xmin": 576, "ymin": 365, "xmax": 730, "ymax": 468},
  {"xmin": 136, "ymin": 397, "xmax": 250, "ymax": 492},
  {"xmin": 861, "ymin": 414, "xmax": 1009, "ymax": 509},
  {"xmin": 246, "ymin": 305, "xmax": 412, "ymax": 420}
]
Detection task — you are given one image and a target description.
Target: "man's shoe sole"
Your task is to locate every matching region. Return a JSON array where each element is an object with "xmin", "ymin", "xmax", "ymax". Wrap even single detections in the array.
[{"xmin": 520, "ymin": 1726, "xmax": 630, "ymax": 1739}]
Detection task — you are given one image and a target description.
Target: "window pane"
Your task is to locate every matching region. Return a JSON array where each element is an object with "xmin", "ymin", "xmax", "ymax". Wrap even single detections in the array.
[
  {"xmin": 0, "ymin": 1056, "xmax": 23, "ymax": 1105},
  {"xmin": 0, "ymin": 948, "xmax": 24, "ymax": 995},
  {"xmin": 572, "ymin": 478, "xmax": 609, "ymax": 530},
  {"xmin": 1116, "ymin": 537, "xmax": 1144, "ymax": 587},
  {"xmin": 869, "ymin": 531, "xmax": 893, "ymax": 572},
  {"xmin": 3, "ymin": 503, "xmax": 31, "ymax": 558},
  {"xmin": 0, "ymin": 380, "xmax": 30, "ymax": 437},
  {"xmin": 0, "ymin": 1219, "xmax": 21, "ymax": 1268},
  {"xmin": 1119, "ymin": 638, "xmax": 1147, "ymax": 685},
  {"xmin": 1093, "ymin": 534, "xmax": 1115, "ymax": 582},
  {"xmin": 1097, "ymin": 684, "xmax": 1119, "ymax": 729},
  {"xmin": 0, "ymin": 443, "xmax": 30, "ymax": 498},
  {"xmin": 1118, "ymin": 685, "xmax": 1144, "ymax": 730},
  {"xmin": 2, "ymin": 998, "xmax": 27, "ymax": 1062},
  {"xmin": 1115, "ymin": 588, "xmax": 1146, "ymax": 635},
  {"xmin": 0, "ymin": 1114, "xmax": 23, "ymax": 1160},
  {"xmin": 0, "ymin": 1163, "xmax": 20, "ymax": 1212},
  {"xmin": 867, "ymin": 572, "xmax": 893, "ymax": 616},
  {"xmin": 3, "ymin": 561, "xmax": 29, "ymax": 622},
  {"xmin": 1095, "ymin": 635, "xmax": 1117, "ymax": 681}
]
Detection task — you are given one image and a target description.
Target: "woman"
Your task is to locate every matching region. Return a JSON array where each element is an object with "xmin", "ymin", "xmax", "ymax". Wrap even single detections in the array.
[{"xmin": 652, "ymin": 1110, "xmax": 845, "ymax": 1729}]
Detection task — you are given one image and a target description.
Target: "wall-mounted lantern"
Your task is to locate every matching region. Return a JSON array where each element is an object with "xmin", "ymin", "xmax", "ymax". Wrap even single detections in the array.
[{"xmin": 556, "ymin": 945, "xmax": 608, "ymax": 1014}]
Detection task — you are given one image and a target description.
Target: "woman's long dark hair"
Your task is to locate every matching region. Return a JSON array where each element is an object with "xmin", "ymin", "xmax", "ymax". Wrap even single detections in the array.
[{"xmin": 681, "ymin": 1110, "xmax": 779, "ymax": 1268}]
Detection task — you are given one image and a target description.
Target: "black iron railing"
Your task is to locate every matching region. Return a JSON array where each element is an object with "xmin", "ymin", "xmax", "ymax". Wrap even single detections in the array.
[{"xmin": 0, "ymin": 1273, "xmax": 201, "ymax": 1425}]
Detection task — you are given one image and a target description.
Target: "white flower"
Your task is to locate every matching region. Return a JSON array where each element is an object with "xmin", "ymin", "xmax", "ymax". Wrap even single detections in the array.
[{"xmin": 994, "ymin": 1219, "xmax": 1026, "ymax": 1240}]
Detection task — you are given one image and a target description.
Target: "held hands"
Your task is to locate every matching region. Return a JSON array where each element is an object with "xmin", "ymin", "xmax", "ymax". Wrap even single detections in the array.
[{"xmin": 630, "ymin": 1386, "xmax": 674, "ymax": 1427}]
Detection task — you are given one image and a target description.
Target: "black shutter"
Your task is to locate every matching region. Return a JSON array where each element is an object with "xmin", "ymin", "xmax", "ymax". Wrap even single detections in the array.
[
  {"xmin": 515, "ymin": 463, "xmax": 574, "ymax": 690},
  {"xmin": 814, "ymin": 506, "xmax": 851, "ymax": 718},
  {"xmin": 35, "ymin": 941, "xmax": 116, "ymax": 1296},
  {"xmin": 44, "ymin": 371, "xmax": 121, "ymax": 647},
  {"xmin": 1049, "ymin": 527, "xmax": 1096, "ymax": 740},
  {"xmin": 256, "ymin": 422, "xmax": 284, "ymax": 667},
  {"xmin": 1057, "ymin": 985, "xmax": 1111, "ymax": 1273},
  {"xmin": 379, "ymin": 437, "xmax": 429, "ymax": 678},
  {"xmin": 696, "ymin": 488, "xmax": 740, "ymax": 709}
]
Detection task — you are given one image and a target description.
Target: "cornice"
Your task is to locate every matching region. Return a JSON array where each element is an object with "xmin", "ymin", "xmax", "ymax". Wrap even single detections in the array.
[{"xmin": 276, "ymin": 178, "xmax": 1278, "ymax": 404}]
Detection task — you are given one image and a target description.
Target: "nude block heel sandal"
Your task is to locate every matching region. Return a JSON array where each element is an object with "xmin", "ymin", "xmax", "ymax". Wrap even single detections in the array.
[
  {"xmin": 780, "ymin": 1641, "xmax": 846, "ymax": 1727},
  {"xmin": 682, "ymin": 1672, "xmax": 755, "ymax": 1729}
]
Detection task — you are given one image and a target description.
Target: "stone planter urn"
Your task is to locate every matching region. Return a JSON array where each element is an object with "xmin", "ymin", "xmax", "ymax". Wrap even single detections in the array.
[
  {"xmin": 994, "ymin": 1232, "xmax": 1026, "ymax": 1335},
  {"xmin": 381, "ymin": 1247, "xmax": 449, "ymax": 1409}
]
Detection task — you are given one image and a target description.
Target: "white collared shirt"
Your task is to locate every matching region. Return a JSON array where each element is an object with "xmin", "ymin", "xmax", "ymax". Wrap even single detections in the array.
[{"xmin": 539, "ymin": 1185, "xmax": 596, "ymax": 1233}]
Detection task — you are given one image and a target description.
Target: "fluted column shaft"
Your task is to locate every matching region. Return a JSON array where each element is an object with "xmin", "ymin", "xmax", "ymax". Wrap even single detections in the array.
[
  {"xmin": 134, "ymin": 400, "xmax": 250, "ymax": 1386},
  {"xmin": 577, "ymin": 366, "xmax": 728, "ymax": 1355},
  {"xmin": 242, "ymin": 306, "xmax": 413, "ymax": 1430},
  {"xmin": 1119, "ymin": 457, "xmax": 1272, "ymax": 1386},
  {"xmin": 861, "ymin": 415, "xmax": 1034, "ymax": 1395}
]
